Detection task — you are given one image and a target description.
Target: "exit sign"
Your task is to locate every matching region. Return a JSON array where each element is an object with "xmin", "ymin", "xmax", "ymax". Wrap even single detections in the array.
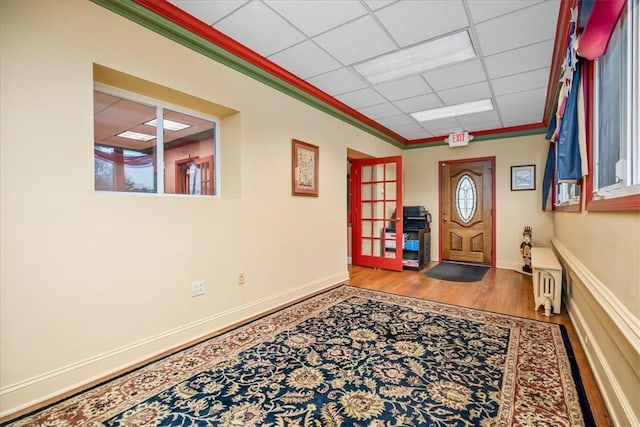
[{"xmin": 448, "ymin": 131, "xmax": 470, "ymax": 147}]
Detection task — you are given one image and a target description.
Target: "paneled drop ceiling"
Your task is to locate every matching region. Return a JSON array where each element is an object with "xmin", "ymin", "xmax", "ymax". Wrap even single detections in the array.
[{"xmin": 139, "ymin": 0, "xmax": 564, "ymax": 145}]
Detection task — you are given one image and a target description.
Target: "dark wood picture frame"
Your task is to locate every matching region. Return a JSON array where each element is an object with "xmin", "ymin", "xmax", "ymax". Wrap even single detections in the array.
[
  {"xmin": 292, "ymin": 139, "xmax": 319, "ymax": 197},
  {"xmin": 511, "ymin": 165, "xmax": 536, "ymax": 191}
]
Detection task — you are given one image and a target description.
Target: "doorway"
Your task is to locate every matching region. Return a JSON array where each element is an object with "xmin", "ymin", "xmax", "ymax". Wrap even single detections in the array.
[
  {"xmin": 439, "ymin": 157, "xmax": 495, "ymax": 265},
  {"xmin": 175, "ymin": 155, "xmax": 214, "ymax": 195},
  {"xmin": 350, "ymin": 156, "xmax": 404, "ymax": 271}
]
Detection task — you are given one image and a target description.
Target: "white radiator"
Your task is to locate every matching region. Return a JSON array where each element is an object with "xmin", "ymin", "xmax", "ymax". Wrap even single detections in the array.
[{"xmin": 531, "ymin": 247, "xmax": 563, "ymax": 316}]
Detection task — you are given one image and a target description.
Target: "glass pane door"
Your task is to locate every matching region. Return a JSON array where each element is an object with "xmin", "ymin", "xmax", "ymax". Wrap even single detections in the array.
[{"xmin": 352, "ymin": 156, "xmax": 403, "ymax": 271}]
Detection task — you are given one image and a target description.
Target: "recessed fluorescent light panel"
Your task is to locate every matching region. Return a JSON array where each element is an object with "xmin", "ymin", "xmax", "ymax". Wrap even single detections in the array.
[
  {"xmin": 144, "ymin": 119, "xmax": 191, "ymax": 131},
  {"xmin": 411, "ymin": 99, "xmax": 494, "ymax": 122},
  {"xmin": 354, "ymin": 31, "xmax": 476, "ymax": 84},
  {"xmin": 116, "ymin": 131, "xmax": 156, "ymax": 141}
]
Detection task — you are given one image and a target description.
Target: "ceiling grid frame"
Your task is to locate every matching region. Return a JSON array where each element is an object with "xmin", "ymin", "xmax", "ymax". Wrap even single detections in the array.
[{"xmin": 94, "ymin": 0, "xmax": 573, "ymax": 148}]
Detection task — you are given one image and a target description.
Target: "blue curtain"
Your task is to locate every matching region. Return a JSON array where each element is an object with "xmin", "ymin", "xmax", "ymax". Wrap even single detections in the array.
[
  {"xmin": 579, "ymin": 0, "xmax": 595, "ymax": 30},
  {"xmin": 545, "ymin": 111, "xmax": 557, "ymax": 140},
  {"xmin": 556, "ymin": 64, "xmax": 582, "ymax": 181},
  {"xmin": 542, "ymin": 114, "xmax": 557, "ymax": 210}
]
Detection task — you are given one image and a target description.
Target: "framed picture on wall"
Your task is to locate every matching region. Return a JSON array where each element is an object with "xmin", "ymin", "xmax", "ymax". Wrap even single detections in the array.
[
  {"xmin": 511, "ymin": 165, "xmax": 536, "ymax": 191},
  {"xmin": 292, "ymin": 139, "xmax": 319, "ymax": 197}
]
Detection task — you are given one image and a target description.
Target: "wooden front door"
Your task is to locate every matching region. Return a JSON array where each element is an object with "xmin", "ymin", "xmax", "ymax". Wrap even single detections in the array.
[
  {"xmin": 440, "ymin": 158, "xmax": 494, "ymax": 265},
  {"xmin": 351, "ymin": 156, "xmax": 403, "ymax": 271}
]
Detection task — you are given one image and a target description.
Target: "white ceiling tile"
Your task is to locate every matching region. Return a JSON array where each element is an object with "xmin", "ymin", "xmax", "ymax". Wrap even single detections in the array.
[
  {"xmin": 215, "ymin": 1, "xmax": 305, "ymax": 56},
  {"xmin": 373, "ymin": 75, "xmax": 431, "ymax": 101},
  {"xmin": 394, "ymin": 93, "xmax": 442, "ymax": 113},
  {"xmin": 358, "ymin": 102, "xmax": 403, "ymax": 119},
  {"xmin": 268, "ymin": 41, "xmax": 341, "ymax": 79},
  {"xmin": 166, "ymin": 0, "xmax": 561, "ymax": 143},
  {"xmin": 336, "ymin": 88, "xmax": 387, "ymax": 109},
  {"xmin": 422, "ymin": 59, "xmax": 486, "ymax": 91},
  {"xmin": 485, "ymin": 40, "xmax": 554, "ymax": 79},
  {"xmin": 496, "ymin": 88, "xmax": 546, "ymax": 126},
  {"xmin": 456, "ymin": 110, "xmax": 501, "ymax": 130},
  {"xmin": 363, "ymin": 0, "xmax": 397, "ymax": 11},
  {"xmin": 467, "ymin": 121, "xmax": 504, "ymax": 132},
  {"xmin": 377, "ymin": 114, "xmax": 416, "ymax": 128},
  {"xmin": 421, "ymin": 117, "xmax": 465, "ymax": 135},
  {"xmin": 475, "ymin": 1, "xmax": 559, "ymax": 56},
  {"xmin": 313, "ymin": 15, "xmax": 397, "ymax": 65},
  {"xmin": 307, "ymin": 68, "xmax": 368, "ymax": 95},
  {"xmin": 402, "ymin": 130, "xmax": 433, "ymax": 139},
  {"xmin": 501, "ymin": 109, "xmax": 544, "ymax": 127},
  {"xmin": 467, "ymin": 0, "xmax": 545, "ymax": 24},
  {"xmin": 265, "ymin": 0, "xmax": 367, "ymax": 37},
  {"xmin": 497, "ymin": 88, "xmax": 546, "ymax": 110},
  {"xmin": 168, "ymin": 0, "xmax": 248, "ymax": 24},
  {"xmin": 393, "ymin": 123, "xmax": 432, "ymax": 139},
  {"xmin": 456, "ymin": 109, "xmax": 500, "ymax": 125},
  {"xmin": 491, "ymin": 68, "xmax": 550, "ymax": 96},
  {"xmin": 437, "ymin": 81, "xmax": 491, "ymax": 105},
  {"xmin": 375, "ymin": 0, "xmax": 468, "ymax": 47}
]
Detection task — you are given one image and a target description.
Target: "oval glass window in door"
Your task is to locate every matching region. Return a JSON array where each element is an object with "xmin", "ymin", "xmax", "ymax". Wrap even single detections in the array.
[{"xmin": 455, "ymin": 174, "xmax": 477, "ymax": 223}]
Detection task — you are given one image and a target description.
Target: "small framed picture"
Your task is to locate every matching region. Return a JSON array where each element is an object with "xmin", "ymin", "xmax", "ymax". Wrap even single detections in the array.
[
  {"xmin": 511, "ymin": 165, "xmax": 536, "ymax": 191},
  {"xmin": 292, "ymin": 139, "xmax": 319, "ymax": 197}
]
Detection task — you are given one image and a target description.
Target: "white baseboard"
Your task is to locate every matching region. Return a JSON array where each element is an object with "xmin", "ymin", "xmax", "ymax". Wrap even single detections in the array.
[
  {"xmin": 496, "ymin": 260, "xmax": 529, "ymax": 273},
  {"xmin": 0, "ymin": 271, "xmax": 349, "ymax": 418},
  {"xmin": 567, "ymin": 299, "xmax": 638, "ymax": 427},
  {"xmin": 552, "ymin": 238, "xmax": 639, "ymax": 427}
]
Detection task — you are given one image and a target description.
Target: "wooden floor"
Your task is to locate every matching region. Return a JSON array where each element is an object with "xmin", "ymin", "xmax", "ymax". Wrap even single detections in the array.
[{"xmin": 346, "ymin": 262, "xmax": 612, "ymax": 427}]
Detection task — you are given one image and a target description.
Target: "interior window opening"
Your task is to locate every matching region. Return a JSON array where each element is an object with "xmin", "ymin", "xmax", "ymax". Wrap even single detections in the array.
[{"xmin": 93, "ymin": 87, "xmax": 219, "ymax": 196}]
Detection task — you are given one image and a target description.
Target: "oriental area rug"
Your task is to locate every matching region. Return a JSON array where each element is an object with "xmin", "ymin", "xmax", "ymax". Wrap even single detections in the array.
[{"xmin": 4, "ymin": 286, "xmax": 592, "ymax": 426}]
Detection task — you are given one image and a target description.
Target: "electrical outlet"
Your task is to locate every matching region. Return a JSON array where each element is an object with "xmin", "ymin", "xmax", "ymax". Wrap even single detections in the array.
[
  {"xmin": 192, "ymin": 280, "xmax": 205, "ymax": 297},
  {"xmin": 238, "ymin": 273, "xmax": 246, "ymax": 285}
]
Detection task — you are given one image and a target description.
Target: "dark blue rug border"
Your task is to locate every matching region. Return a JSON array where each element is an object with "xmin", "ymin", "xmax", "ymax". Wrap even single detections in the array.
[{"xmin": 559, "ymin": 324, "xmax": 596, "ymax": 426}]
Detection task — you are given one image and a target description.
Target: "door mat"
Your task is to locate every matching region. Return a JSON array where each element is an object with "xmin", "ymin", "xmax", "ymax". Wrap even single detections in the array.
[{"xmin": 426, "ymin": 262, "xmax": 489, "ymax": 282}]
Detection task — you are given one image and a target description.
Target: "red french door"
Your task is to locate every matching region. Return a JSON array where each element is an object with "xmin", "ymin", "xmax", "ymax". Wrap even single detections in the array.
[{"xmin": 351, "ymin": 156, "xmax": 403, "ymax": 271}]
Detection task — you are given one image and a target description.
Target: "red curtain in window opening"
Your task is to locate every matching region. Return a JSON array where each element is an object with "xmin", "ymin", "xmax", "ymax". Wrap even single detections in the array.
[
  {"xmin": 94, "ymin": 148, "xmax": 154, "ymax": 167},
  {"xmin": 577, "ymin": 0, "xmax": 626, "ymax": 60}
]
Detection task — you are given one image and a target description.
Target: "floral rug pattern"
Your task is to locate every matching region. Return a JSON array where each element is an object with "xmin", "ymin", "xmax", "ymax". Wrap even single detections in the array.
[{"xmin": 5, "ymin": 286, "xmax": 589, "ymax": 426}]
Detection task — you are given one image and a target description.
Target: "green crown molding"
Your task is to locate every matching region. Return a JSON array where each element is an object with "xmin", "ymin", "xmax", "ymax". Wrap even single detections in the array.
[
  {"xmin": 90, "ymin": 0, "xmax": 405, "ymax": 148},
  {"xmin": 91, "ymin": 0, "xmax": 548, "ymax": 150}
]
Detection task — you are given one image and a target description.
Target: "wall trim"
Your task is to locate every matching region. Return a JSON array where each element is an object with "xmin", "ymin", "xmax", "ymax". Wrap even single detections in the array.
[
  {"xmin": 497, "ymin": 261, "xmax": 530, "ymax": 273},
  {"xmin": 0, "ymin": 272, "xmax": 349, "ymax": 419},
  {"xmin": 91, "ymin": 0, "xmax": 556, "ymax": 149},
  {"xmin": 552, "ymin": 237, "xmax": 640, "ymax": 353},
  {"xmin": 90, "ymin": 0, "xmax": 405, "ymax": 148},
  {"xmin": 567, "ymin": 295, "xmax": 637, "ymax": 426}
]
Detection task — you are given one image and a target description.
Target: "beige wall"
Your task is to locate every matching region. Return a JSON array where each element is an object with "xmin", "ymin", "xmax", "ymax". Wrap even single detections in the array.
[
  {"xmin": 554, "ymin": 211, "xmax": 640, "ymax": 425},
  {"xmin": 0, "ymin": 1, "xmax": 399, "ymax": 415},
  {"xmin": 555, "ymin": 212, "xmax": 639, "ymax": 314},
  {"xmin": 403, "ymin": 134, "xmax": 554, "ymax": 270}
]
